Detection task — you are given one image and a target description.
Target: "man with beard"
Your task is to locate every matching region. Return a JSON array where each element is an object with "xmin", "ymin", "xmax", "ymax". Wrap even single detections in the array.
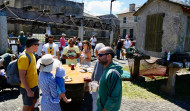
[
  {"xmin": 97, "ymin": 47, "xmax": 123, "ymax": 111},
  {"xmin": 41, "ymin": 35, "xmax": 60, "ymax": 60},
  {"xmin": 18, "ymin": 31, "xmax": 27, "ymax": 53},
  {"xmin": 62, "ymin": 38, "xmax": 80, "ymax": 65}
]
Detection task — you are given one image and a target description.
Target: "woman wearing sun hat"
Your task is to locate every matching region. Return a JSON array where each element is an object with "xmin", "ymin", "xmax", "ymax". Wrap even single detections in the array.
[{"xmin": 37, "ymin": 54, "xmax": 66, "ymax": 111}]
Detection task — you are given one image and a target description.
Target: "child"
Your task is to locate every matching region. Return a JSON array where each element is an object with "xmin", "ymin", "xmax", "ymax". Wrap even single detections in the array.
[{"xmin": 55, "ymin": 67, "xmax": 71, "ymax": 103}]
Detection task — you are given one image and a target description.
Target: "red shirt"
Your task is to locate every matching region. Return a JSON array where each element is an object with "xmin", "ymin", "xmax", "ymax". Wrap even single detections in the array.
[{"xmin": 60, "ymin": 36, "xmax": 66, "ymax": 47}]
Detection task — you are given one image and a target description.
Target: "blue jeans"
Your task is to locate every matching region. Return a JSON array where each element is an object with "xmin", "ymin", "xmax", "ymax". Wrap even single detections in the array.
[
  {"xmin": 116, "ymin": 49, "xmax": 120, "ymax": 58},
  {"xmin": 19, "ymin": 45, "xmax": 26, "ymax": 53}
]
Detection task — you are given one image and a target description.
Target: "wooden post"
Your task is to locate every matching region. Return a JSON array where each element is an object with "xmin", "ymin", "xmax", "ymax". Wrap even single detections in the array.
[{"xmin": 133, "ymin": 56, "xmax": 140, "ymax": 79}]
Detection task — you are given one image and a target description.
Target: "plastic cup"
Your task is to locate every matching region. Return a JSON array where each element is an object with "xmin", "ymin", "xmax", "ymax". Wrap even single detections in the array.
[
  {"xmin": 71, "ymin": 64, "xmax": 75, "ymax": 70},
  {"xmin": 91, "ymin": 81, "xmax": 98, "ymax": 92}
]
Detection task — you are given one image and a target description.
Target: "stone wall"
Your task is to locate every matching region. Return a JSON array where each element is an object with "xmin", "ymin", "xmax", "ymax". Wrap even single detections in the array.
[
  {"xmin": 0, "ymin": 14, "xmax": 8, "ymax": 54},
  {"xmin": 14, "ymin": 0, "xmax": 83, "ymax": 18},
  {"xmin": 136, "ymin": 0, "xmax": 188, "ymax": 57},
  {"xmin": 16, "ymin": 24, "xmax": 111, "ymax": 46}
]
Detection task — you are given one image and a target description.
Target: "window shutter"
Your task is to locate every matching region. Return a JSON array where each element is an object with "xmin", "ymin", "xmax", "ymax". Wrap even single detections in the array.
[{"xmin": 145, "ymin": 13, "xmax": 164, "ymax": 52}]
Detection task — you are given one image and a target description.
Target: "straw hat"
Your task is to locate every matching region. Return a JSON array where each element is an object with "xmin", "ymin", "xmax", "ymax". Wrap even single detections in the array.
[{"xmin": 37, "ymin": 54, "xmax": 61, "ymax": 72}]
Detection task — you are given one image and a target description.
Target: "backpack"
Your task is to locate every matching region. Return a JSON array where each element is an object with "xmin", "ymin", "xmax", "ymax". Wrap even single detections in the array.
[{"xmin": 6, "ymin": 52, "xmax": 31, "ymax": 86}]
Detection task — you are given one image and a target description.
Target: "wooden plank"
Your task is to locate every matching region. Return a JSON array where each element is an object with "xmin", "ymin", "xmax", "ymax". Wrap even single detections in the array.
[
  {"xmin": 145, "ymin": 13, "xmax": 164, "ymax": 52},
  {"xmin": 155, "ymin": 14, "xmax": 163, "ymax": 52}
]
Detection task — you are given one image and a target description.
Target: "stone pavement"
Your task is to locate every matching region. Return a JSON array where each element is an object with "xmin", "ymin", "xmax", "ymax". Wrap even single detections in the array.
[
  {"xmin": 120, "ymin": 99, "xmax": 190, "ymax": 111},
  {"xmin": 0, "ymin": 57, "xmax": 190, "ymax": 111},
  {"xmin": 0, "ymin": 89, "xmax": 190, "ymax": 111}
]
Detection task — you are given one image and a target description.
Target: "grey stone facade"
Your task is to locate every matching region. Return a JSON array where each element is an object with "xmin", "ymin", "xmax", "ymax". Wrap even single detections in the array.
[
  {"xmin": 134, "ymin": 0, "xmax": 190, "ymax": 57},
  {"xmin": 0, "ymin": 13, "xmax": 8, "ymax": 54},
  {"xmin": 117, "ymin": 4, "xmax": 138, "ymax": 40}
]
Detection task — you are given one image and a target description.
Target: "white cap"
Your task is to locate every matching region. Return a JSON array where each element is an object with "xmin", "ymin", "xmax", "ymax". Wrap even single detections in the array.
[
  {"xmin": 62, "ymin": 33, "xmax": 66, "ymax": 36},
  {"xmin": 20, "ymin": 31, "xmax": 24, "ymax": 34}
]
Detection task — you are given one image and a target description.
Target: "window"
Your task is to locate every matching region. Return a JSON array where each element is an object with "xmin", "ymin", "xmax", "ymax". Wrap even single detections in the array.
[
  {"xmin": 130, "ymin": 29, "xmax": 134, "ymax": 39},
  {"xmin": 123, "ymin": 29, "xmax": 127, "ymax": 38},
  {"xmin": 123, "ymin": 17, "xmax": 126, "ymax": 23},
  {"xmin": 145, "ymin": 13, "xmax": 164, "ymax": 52},
  {"xmin": 134, "ymin": 16, "xmax": 138, "ymax": 22}
]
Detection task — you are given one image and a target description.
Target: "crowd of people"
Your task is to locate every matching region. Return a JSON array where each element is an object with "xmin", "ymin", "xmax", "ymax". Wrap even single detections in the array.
[{"xmin": 4, "ymin": 31, "xmax": 123, "ymax": 111}]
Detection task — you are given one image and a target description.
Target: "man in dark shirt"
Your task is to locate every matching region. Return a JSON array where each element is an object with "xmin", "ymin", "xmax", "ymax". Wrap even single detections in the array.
[
  {"xmin": 18, "ymin": 31, "xmax": 27, "ymax": 53},
  {"xmin": 44, "ymin": 33, "xmax": 49, "ymax": 44},
  {"xmin": 116, "ymin": 38, "xmax": 123, "ymax": 60}
]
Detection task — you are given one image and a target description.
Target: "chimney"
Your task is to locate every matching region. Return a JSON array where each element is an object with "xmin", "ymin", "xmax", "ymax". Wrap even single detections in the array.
[{"xmin": 129, "ymin": 3, "xmax": 135, "ymax": 12}]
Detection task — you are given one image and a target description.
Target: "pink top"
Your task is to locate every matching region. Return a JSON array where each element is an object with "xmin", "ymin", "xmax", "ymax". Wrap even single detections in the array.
[{"xmin": 60, "ymin": 36, "xmax": 66, "ymax": 47}]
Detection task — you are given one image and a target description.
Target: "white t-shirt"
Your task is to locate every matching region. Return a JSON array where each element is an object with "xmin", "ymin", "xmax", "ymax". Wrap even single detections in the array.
[
  {"xmin": 78, "ymin": 41, "xmax": 83, "ymax": 50},
  {"xmin": 124, "ymin": 40, "xmax": 131, "ymax": 49},
  {"xmin": 90, "ymin": 38, "xmax": 97, "ymax": 46},
  {"xmin": 62, "ymin": 46, "xmax": 80, "ymax": 65},
  {"xmin": 42, "ymin": 43, "xmax": 59, "ymax": 56}
]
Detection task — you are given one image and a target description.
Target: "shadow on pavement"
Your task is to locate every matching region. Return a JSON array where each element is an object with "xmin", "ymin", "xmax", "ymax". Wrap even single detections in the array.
[
  {"xmin": 0, "ymin": 88, "xmax": 20, "ymax": 102},
  {"xmin": 60, "ymin": 92, "xmax": 92, "ymax": 111},
  {"xmin": 131, "ymin": 75, "xmax": 190, "ymax": 110}
]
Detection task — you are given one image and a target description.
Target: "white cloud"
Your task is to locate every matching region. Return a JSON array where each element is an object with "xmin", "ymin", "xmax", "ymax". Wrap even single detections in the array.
[{"xmin": 84, "ymin": 0, "xmax": 127, "ymax": 16}]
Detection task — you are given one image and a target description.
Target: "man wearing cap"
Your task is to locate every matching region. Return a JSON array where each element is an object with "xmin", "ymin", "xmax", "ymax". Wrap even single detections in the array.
[
  {"xmin": 90, "ymin": 35, "xmax": 97, "ymax": 57},
  {"xmin": 62, "ymin": 38, "xmax": 80, "ymax": 65},
  {"xmin": 97, "ymin": 47, "xmax": 123, "ymax": 111},
  {"xmin": 18, "ymin": 38, "xmax": 39, "ymax": 111},
  {"xmin": 18, "ymin": 31, "xmax": 27, "ymax": 53},
  {"xmin": 41, "ymin": 35, "xmax": 60, "ymax": 60}
]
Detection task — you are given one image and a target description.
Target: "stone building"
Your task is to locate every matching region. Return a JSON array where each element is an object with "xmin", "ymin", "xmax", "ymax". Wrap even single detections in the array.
[
  {"xmin": 0, "ymin": 0, "xmax": 83, "ymax": 35},
  {"xmin": 0, "ymin": 0, "xmax": 117, "ymax": 47},
  {"xmin": 0, "ymin": 0, "xmax": 83, "ymax": 17},
  {"xmin": 117, "ymin": 4, "xmax": 139, "ymax": 40},
  {"xmin": 134, "ymin": 0, "xmax": 190, "ymax": 57}
]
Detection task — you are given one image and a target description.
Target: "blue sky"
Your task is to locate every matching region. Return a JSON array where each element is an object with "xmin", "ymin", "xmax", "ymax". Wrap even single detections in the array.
[{"xmin": 70, "ymin": 0, "xmax": 148, "ymax": 15}]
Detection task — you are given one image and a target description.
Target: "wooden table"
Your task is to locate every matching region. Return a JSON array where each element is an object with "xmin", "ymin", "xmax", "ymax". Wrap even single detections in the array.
[
  {"xmin": 52, "ymin": 65, "xmax": 92, "ymax": 110},
  {"xmin": 52, "ymin": 64, "xmax": 92, "ymax": 83}
]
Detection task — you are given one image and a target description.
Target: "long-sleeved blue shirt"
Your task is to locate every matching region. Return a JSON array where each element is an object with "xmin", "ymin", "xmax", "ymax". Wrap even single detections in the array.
[
  {"xmin": 91, "ymin": 60, "xmax": 105, "ymax": 82},
  {"xmin": 55, "ymin": 77, "xmax": 66, "ymax": 94}
]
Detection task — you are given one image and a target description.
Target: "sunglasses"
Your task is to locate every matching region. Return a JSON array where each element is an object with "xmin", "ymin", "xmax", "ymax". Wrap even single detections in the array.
[{"xmin": 98, "ymin": 53, "xmax": 110, "ymax": 57}]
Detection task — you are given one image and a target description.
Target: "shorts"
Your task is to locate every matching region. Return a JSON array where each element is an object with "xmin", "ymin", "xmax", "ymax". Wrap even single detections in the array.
[
  {"xmin": 20, "ymin": 86, "xmax": 39, "ymax": 106},
  {"xmin": 92, "ymin": 45, "xmax": 95, "ymax": 49}
]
